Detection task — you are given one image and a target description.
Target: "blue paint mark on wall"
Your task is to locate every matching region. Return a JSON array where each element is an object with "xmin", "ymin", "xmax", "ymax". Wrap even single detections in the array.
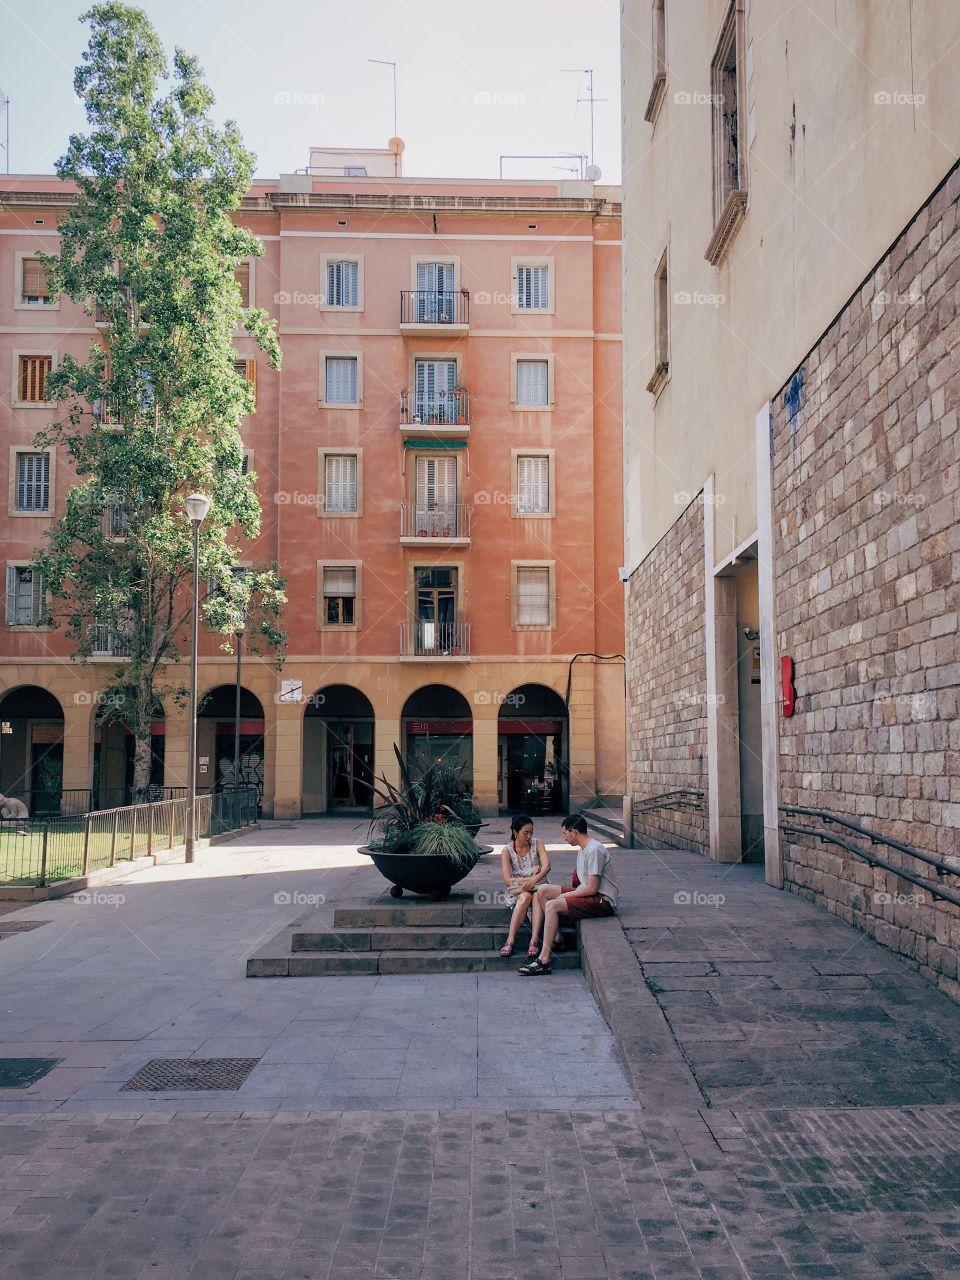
[{"xmin": 785, "ymin": 366, "xmax": 805, "ymax": 444}]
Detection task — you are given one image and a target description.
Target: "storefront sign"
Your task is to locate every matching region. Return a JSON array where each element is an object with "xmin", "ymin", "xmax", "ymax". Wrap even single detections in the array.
[{"xmin": 407, "ymin": 719, "xmax": 472, "ymax": 736}]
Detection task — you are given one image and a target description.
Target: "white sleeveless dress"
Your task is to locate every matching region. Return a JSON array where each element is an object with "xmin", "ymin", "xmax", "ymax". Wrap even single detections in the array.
[{"xmin": 504, "ymin": 839, "xmax": 549, "ymax": 906}]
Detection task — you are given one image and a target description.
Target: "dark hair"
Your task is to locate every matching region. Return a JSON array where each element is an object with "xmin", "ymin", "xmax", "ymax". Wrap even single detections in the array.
[
  {"xmin": 561, "ymin": 813, "xmax": 588, "ymax": 835},
  {"xmin": 510, "ymin": 813, "xmax": 534, "ymax": 836}
]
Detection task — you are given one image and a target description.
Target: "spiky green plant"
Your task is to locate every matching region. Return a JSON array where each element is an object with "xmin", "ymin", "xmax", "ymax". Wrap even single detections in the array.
[
  {"xmin": 407, "ymin": 820, "xmax": 479, "ymax": 869},
  {"xmin": 367, "ymin": 744, "xmax": 484, "ymax": 853}
]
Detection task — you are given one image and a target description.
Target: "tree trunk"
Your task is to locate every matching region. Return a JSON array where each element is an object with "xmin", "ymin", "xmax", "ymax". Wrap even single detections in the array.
[{"xmin": 132, "ymin": 732, "xmax": 153, "ymax": 798}]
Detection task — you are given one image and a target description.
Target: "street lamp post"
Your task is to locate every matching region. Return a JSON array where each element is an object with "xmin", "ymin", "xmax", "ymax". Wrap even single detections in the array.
[
  {"xmin": 184, "ymin": 492, "xmax": 211, "ymax": 863},
  {"xmin": 232, "ymin": 613, "xmax": 247, "ymax": 820}
]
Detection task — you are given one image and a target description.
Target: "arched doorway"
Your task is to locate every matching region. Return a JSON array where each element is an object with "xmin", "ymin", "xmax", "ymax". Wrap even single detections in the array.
[
  {"xmin": 303, "ymin": 685, "xmax": 375, "ymax": 814},
  {"xmin": 498, "ymin": 684, "xmax": 568, "ymax": 814},
  {"xmin": 0, "ymin": 687, "xmax": 65, "ymax": 815},
  {"xmin": 401, "ymin": 685, "xmax": 473, "ymax": 786},
  {"xmin": 94, "ymin": 702, "xmax": 166, "ymax": 807},
  {"xmin": 197, "ymin": 685, "xmax": 265, "ymax": 806}
]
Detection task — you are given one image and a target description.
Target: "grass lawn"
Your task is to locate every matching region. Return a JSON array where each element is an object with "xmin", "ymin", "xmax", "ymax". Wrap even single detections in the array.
[{"xmin": 0, "ymin": 815, "xmax": 185, "ymax": 887}]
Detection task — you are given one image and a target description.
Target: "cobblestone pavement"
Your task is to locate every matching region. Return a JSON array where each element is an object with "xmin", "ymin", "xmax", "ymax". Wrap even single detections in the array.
[{"xmin": 1, "ymin": 821, "xmax": 959, "ymax": 1277}]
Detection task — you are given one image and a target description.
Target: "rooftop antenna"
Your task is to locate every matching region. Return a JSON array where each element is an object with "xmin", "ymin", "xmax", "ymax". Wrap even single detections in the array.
[
  {"xmin": 561, "ymin": 68, "xmax": 606, "ymax": 169},
  {"xmin": 0, "ymin": 90, "xmax": 9, "ymax": 173},
  {"xmin": 368, "ymin": 59, "xmax": 398, "ymax": 139}
]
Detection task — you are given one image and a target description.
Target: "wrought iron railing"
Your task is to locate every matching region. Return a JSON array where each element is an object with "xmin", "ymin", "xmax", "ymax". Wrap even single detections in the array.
[
  {"xmin": 633, "ymin": 789, "xmax": 705, "ymax": 814},
  {"xmin": 400, "ymin": 502, "xmax": 471, "ymax": 539},
  {"xmin": 399, "ymin": 619, "xmax": 471, "ymax": 658},
  {"xmin": 400, "ymin": 289, "xmax": 469, "ymax": 326},
  {"xmin": 400, "ymin": 386, "xmax": 469, "ymax": 427}
]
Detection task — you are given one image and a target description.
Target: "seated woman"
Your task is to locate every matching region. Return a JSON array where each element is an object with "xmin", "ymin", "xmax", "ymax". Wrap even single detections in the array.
[{"xmin": 499, "ymin": 813, "xmax": 551, "ymax": 958}]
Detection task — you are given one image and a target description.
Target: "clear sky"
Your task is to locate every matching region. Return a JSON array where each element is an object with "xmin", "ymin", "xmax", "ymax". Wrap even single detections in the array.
[{"xmin": 1, "ymin": 0, "xmax": 622, "ymax": 183}]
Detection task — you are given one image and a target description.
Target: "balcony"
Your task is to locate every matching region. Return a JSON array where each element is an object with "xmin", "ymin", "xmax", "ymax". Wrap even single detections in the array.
[
  {"xmin": 400, "ymin": 289, "xmax": 469, "ymax": 333},
  {"xmin": 400, "ymin": 619, "xmax": 471, "ymax": 660},
  {"xmin": 400, "ymin": 502, "xmax": 471, "ymax": 546},
  {"xmin": 400, "ymin": 386, "xmax": 470, "ymax": 439}
]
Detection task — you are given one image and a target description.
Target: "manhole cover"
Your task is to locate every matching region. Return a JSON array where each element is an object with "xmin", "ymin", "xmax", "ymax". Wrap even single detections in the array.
[
  {"xmin": 0, "ymin": 1058, "xmax": 62, "ymax": 1088},
  {"xmin": 121, "ymin": 1057, "xmax": 260, "ymax": 1092}
]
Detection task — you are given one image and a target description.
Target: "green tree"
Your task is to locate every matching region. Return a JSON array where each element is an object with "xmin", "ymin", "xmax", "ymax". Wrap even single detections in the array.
[{"xmin": 33, "ymin": 2, "xmax": 284, "ymax": 793}]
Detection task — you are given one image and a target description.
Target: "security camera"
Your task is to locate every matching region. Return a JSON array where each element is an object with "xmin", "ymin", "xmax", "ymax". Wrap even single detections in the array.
[
  {"xmin": 617, "ymin": 566, "xmax": 630, "ymax": 582},
  {"xmin": 743, "ymin": 626, "xmax": 759, "ymax": 642}
]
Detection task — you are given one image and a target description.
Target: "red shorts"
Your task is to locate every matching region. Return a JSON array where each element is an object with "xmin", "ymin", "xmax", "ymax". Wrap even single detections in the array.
[{"xmin": 560, "ymin": 875, "xmax": 615, "ymax": 920}]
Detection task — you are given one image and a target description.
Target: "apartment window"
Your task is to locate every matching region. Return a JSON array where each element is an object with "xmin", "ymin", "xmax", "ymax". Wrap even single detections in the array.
[
  {"xmin": 18, "ymin": 355, "xmax": 52, "ymax": 403},
  {"xmin": 322, "ymin": 564, "xmax": 357, "ymax": 625},
  {"xmin": 516, "ymin": 455, "xmax": 550, "ymax": 516},
  {"xmin": 647, "ymin": 248, "xmax": 670, "ymax": 395},
  {"xmin": 16, "ymin": 452, "xmax": 50, "ymax": 512},
  {"xmin": 20, "ymin": 257, "xmax": 52, "ymax": 306},
  {"xmin": 516, "ymin": 263, "xmax": 550, "ymax": 311},
  {"xmin": 324, "ymin": 356, "xmax": 359, "ymax": 406},
  {"xmin": 92, "ymin": 619, "xmax": 130, "ymax": 656},
  {"xmin": 326, "ymin": 260, "xmax": 359, "ymax": 308},
  {"xmin": 515, "ymin": 359, "xmax": 550, "ymax": 408},
  {"xmin": 414, "ymin": 358, "xmax": 458, "ymax": 423},
  {"xmin": 234, "ymin": 358, "xmax": 257, "ymax": 407},
  {"xmin": 515, "ymin": 565, "xmax": 552, "ymax": 628},
  {"xmin": 344, "ymin": 165, "xmax": 367, "ymax": 176},
  {"xmin": 5, "ymin": 567, "xmax": 46, "ymax": 627},
  {"xmin": 235, "ymin": 260, "xmax": 251, "ymax": 308},
  {"xmin": 644, "ymin": 0, "xmax": 667, "ymax": 124},
  {"xmin": 324, "ymin": 453, "xmax": 359, "ymax": 514},
  {"xmin": 706, "ymin": 0, "xmax": 748, "ymax": 264}
]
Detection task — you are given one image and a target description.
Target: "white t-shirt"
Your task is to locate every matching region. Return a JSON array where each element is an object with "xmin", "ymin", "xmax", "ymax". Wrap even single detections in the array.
[{"xmin": 576, "ymin": 838, "xmax": 619, "ymax": 908}]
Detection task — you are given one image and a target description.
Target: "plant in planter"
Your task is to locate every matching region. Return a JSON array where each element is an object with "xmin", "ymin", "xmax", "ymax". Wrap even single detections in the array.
[{"xmin": 364, "ymin": 746, "xmax": 487, "ymax": 896}]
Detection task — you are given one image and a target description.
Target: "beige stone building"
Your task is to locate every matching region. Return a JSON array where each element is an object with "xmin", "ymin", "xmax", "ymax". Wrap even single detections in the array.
[{"xmin": 621, "ymin": 0, "xmax": 960, "ymax": 991}]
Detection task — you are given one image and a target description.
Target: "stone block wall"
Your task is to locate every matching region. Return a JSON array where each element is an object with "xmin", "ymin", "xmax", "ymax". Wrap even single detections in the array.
[
  {"xmin": 771, "ymin": 160, "xmax": 960, "ymax": 997},
  {"xmin": 625, "ymin": 496, "xmax": 709, "ymax": 850}
]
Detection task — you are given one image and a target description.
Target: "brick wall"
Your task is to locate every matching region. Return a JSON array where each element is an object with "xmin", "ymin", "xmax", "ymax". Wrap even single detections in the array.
[
  {"xmin": 625, "ymin": 496, "xmax": 709, "ymax": 850},
  {"xmin": 772, "ymin": 160, "xmax": 960, "ymax": 997}
]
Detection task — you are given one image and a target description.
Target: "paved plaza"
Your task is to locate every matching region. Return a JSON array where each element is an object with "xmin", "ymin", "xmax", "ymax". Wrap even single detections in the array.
[{"xmin": 1, "ymin": 819, "xmax": 959, "ymax": 1278}]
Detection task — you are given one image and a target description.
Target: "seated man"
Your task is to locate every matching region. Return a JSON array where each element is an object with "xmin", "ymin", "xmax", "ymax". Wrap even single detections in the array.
[{"xmin": 519, "ymin": 813, "xmax": 619, "ymax": 976}]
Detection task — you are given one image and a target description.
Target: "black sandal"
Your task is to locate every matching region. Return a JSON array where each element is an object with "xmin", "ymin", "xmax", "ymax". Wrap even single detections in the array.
[{"xmin": 518, "ymin": 958, "xmax": 551, "ymax": 976}]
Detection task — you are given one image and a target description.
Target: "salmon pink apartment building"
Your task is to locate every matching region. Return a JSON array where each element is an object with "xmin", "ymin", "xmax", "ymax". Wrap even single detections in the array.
[{"xmin": 0, "ymin": 141, "xmax": 625, "ymax": 819}]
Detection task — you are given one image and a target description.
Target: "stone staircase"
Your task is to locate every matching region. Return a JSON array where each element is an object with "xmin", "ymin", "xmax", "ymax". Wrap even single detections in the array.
[{"xmin": 247, "ymin": 901, "xmax": 580, "ymax": 977}]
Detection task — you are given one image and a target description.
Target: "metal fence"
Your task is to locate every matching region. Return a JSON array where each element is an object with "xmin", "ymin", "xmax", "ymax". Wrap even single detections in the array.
[
  {"xmin": 0, "ymin": 785, "xmax": 252, "ymax": 818},
  {"xmin": 0, "ymin": 788, "xmax": 259, "ymax": 888}
]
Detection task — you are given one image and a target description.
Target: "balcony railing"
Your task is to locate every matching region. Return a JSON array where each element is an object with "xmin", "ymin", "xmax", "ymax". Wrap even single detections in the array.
[
  {"xmin": 400, "ymin": 386, "xmax": 469, "ymax": 427},
  {"xmin": 400, "ymin": 502, "xmax": 471, "ymax": 540},
  {"xmin": 400, "ymin": 619, "xmax": 471, "ymax": 658},
  {"xmin": 400, "ymin": 289, "xmax": 469, "ymax": 327}
]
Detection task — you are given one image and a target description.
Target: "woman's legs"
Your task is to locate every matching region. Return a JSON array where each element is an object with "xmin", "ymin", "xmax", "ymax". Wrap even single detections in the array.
[
  {"xmin": 507, "ymin": 892, "xmax": 532, "ymax": 944},
  {"xmin": 529, "ymin": 887, "xmax": 545, "ymax": 946}
]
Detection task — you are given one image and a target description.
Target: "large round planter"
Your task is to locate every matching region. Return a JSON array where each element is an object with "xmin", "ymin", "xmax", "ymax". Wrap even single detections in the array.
[{"xmin": 360, "ymin": 845, "xmax": 492, "ymax": 898}]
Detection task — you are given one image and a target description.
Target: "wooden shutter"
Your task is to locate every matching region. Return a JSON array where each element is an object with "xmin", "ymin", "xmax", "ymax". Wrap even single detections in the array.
[
  {"xmin": 234, "ymin": 358, "xmax": 256, "ymax": 405},
  {"xmin": 516, "ymin": 360, "xmax": 549, "ymax": 406},
  {"xmin": 517, "ymin": 264, "xmax": 549, "ymax": 309},
  {"xmin": 325, "ymin": 357, "xmax": 357, "ymax": 404},
  {"xmin": 517, "ymin": 456, "xmax": 549, "ymax": 513},
  {"xmin": 18, "ymin": 355, "xmax": 52, "ymax": 403},
  {"xmin": 235, "ymin": 261, "xmax": 251, "ymax": 307},
  {"xmin": 416, "ymin": 456, "xmax": 457, "ymax": 510},
  {"xmin": 415, "ymin": 360, "xmax": 456, "ymax": 419},
  {"xmin": 5, "ymin": 567, "xmax": 17, "ymax": 625},
  {"xmin": 517, "ymin": 567, "xmax": 551, "ymax": 626},
  {"xmin": 325, "ymin": 454, "xmax": 358, "ymax": 512},
  {"xmin": 6, "ymin": 567, "xmax": 42, "ymax": 626},
  {"xmin": 16, "ymin": 452, "xmax": 50, "ymax": 512},
  {"xmin": 21, "ymin": 258, "xmax": 50, "ymax": 302},
  {"xmin": 323, "ymin": 566, "xmax": 357, "ymax": 597}
]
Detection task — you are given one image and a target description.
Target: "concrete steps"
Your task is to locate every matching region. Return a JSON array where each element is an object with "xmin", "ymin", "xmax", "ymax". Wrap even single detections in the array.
[{"xmin": 247, "ymin": 900, "xmax": 580, "ymax": 977}]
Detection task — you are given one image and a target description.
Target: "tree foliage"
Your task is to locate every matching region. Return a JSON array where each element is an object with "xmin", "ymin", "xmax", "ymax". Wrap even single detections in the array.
[{"xmin": 33, "ymin": 3, "xmax": 284, "ymax": 787}]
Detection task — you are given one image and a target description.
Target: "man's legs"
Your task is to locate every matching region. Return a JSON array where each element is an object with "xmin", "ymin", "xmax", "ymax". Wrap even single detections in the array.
[{"xmin": 536, "ymin": 885, "xmax": 567, "ymax": 964}]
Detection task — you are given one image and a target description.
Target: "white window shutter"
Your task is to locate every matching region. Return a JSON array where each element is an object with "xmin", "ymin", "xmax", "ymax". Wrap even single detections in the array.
[
  {"xmin": 516, "ymin": 361, "xmax": 549, "ymax": 407},
  {"xmin": 6, "ymin": 567, "xmax": 17, "ymax": 625},
  {"xmin": 327, "ymin": 261, "xmax": 358, "ymax": 307},
  {"xmin": 517, "ymin": 567, "xmax": 551, "ymax": 626},
  {"xmin": 518, "ymin": 456, "xmax": 549, "ymax": 513},
  {"xmin": 31, "ymin": 571, "xmax": 44, "ymax": 625},
  {"xmin": 325, "ymin": 357, "xmax": 357, "ymax": 404},
  {"xmin": 518, "ymin": 265, "xmax": 549, "ymax": 310},
  {"xmin": 323, "ymin": 566, "xmax": 356, "ymax": 597},
  {"xmin": 325, "ymin": 455, "xmax": 357, "ymax": 512}
]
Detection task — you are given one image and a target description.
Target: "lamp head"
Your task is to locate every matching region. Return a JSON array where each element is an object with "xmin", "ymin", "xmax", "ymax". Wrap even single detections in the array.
[{"xmin": 184, "ymin": 493, "xmax": 211, "ymax": 524}]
